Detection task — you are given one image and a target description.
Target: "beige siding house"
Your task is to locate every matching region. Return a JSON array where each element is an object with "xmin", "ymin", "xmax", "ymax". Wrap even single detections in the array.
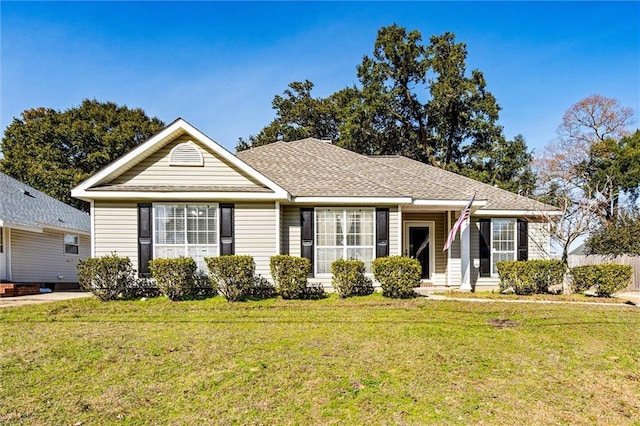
[
  {"xmin": 1, "ymin": 173, "xmax": 91, "ymax": 287},
  {"xmin": 73, "ymin": 119, "xmax": 558, "ymax": 291}
]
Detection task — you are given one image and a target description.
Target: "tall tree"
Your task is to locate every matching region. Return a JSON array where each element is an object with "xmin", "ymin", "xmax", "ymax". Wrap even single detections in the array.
[
  {"xmin": 0, "ymin": 99, "xmax": 164, "ymax": 211},
  {"xmin": 535, "ymin": 95, "xmax": 636, "ymax": 262},
  {"xmin": 239, "ymin": 25, "xmax": 534, "ymax": 195}
]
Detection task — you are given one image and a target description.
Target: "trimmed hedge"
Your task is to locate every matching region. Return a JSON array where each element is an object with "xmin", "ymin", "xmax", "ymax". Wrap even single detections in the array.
[
  {"xmin": 372, "ymin": 256, "xmax": 420, "ymax": 299},
  {"xmin": 149, "ymin": 257, "xmax": 198, "ymax": 301},
  {"xmin": 331, "ymin": 259, "xmax": 374, "ymax": 298},
  {"xmin": 206, "ymin": 255, "xmax": 255, "ymax": 301},
  {"xmin": 77, "ymin": 253, "xmax": 136, "ymax": 301},
  {"xmin": 270, "ymin": 255, "xmax": 311, "ymax": 299},
  {"xmin": 497, "ymin": 260, "xmax": 566, "ymax": 295},
  {"xmin": 570, "ymin": 264, "xmax": 632, "ymax": 297}
]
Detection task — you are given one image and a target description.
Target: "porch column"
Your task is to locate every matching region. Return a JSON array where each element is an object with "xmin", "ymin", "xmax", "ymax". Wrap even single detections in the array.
[{"xmin": 460, "ymin": 217, "xmax": 472, "ymax": 291}]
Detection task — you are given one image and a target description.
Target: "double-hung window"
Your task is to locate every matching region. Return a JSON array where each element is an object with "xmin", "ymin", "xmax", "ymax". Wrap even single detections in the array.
[
  {"xmin": 64, "ymin": 234, "xmax": 79, "ymax": 255},
  {"xmin": 154, "ymin": 204, "xmax": 218, "ymax": 271},
  {"xmin": 315, "ymin": 208, "xmax": 374, "ymax": 274},
  {"xmin": 491, "ymin": 218, "xmax": 516, "ymax": 275}
]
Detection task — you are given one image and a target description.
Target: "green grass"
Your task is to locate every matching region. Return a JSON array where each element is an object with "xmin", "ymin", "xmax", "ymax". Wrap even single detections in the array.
[
  {"xmin": 1, "ymin": 294, "xmax": 639, "ymax": 425},
  {"xmin": 438, "ymin": 291, "xmax": 630, "ymax": 304}
]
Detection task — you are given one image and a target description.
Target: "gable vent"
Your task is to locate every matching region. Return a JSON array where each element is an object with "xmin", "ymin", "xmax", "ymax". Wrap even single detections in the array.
[{"xmin": 169, "ymin": 142, "xmax": 204, "ymax": 166}]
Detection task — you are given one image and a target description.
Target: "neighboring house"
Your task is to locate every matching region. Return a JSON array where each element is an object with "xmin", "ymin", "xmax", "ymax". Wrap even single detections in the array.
[
  {"xmin": 0, "ymin": 172, "xmax": 90, "ymax": 287},
  {"xmin": 72, "ymin": 119, "xmax": 558, "ymax": 291}
]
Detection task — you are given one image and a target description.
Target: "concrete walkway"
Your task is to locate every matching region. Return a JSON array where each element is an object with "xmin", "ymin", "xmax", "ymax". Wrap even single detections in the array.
[
  {"xmin": 0, "ymin": 291, "xmax": 92, "ymax": 308},
  {"xmin": 415, "ymin": 287, "xmax": 640, "ymax": 308}
]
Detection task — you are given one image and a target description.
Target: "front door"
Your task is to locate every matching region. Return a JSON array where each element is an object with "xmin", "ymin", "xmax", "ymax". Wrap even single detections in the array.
[{"xmin": 409, "ymin": 226, "xmax": 430, "ymax": 280}]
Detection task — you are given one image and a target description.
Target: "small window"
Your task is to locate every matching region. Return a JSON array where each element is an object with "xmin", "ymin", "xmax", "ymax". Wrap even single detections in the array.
[
  {"xmin": 64, "ymin": 234, "xmax": 79, "ymax": 255},
  {"xmin": 169, "ymin": 142, "xmax": 204, "ymax": 166},
  {"xmin": 491, "ymin": 219, "xmax": 516, "ymax": 275}
]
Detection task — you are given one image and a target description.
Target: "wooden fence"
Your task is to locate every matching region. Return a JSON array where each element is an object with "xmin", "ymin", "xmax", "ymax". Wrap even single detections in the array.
[{"xmin": 567, "ymin": 255, "xmax": 640, "ymax": 291}]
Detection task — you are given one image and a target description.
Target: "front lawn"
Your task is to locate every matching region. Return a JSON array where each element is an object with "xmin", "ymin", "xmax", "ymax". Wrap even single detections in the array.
[{"xmin": 1, "ymin": 295, "xmax": 639, "ymax": 425}]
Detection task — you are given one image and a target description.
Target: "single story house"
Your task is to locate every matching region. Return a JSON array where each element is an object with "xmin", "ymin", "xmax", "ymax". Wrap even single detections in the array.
[
  {"xmin": 72, "ymin": 119, "xmax": 558, "ymax": 291},
  {"xmin": 0, "ymin": 172, "xmax": 90, "ymax": 287}
]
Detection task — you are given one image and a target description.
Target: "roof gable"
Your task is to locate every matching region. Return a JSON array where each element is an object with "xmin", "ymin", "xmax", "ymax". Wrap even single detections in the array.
[
  {"xmin": 72, "ymin": 119, "xmax": 289, "ymax": 201},
  {"xmin": 0, "ymin": 172, "xmax": 90, "ymax": 234}
]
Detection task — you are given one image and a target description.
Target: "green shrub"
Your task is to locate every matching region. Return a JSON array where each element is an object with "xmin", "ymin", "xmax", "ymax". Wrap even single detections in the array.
[
  {"xmin": 206, "ymin": 255, "xmax": 255, "ymax": 301},
  {"xmin": 372, "ymin": 256, "xmax": 420, "ymax": 299},
  {"xmin": 571, "ymin": 264, "xmax": 632, "ymax": 297},
  {"xmin": 270, "ymin": 255, "xmax": 311, "ymax": 299},
  {"xmin": 126, "ymin": 278, "xmax": 162, "ymax": 299},
  {"xmin": 497, "ymin": 260, "xmax": 566, "ymax": 295},
  {"xmin": 331, "ymin": 259, "xmax": 374, "ymax": 297},
  {"xmin": 77, "ymin": 253, "xmax": 136, "ymax": 301},
  {"xmin": 149, "ymin": 257, "xmax": 198, "ymax": 301},
  {"xmin": 300, "ymin": 282, "xmax": 326, "ymax": 300},
  {"xmin": 247, "ymin": 275, "xmax": 277, "ymax": 300}
]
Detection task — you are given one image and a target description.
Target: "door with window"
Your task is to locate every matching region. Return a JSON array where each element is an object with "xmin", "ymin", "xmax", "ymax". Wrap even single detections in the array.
[{"xmin": 404, "ymin": 221, "xmax": 434, "ymax": 281}]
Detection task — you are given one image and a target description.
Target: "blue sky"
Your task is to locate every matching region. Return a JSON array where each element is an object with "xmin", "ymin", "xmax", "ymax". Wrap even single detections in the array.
[{"xmin": 2, "ymin": 1, "xmax": 639, "ymax": 154}]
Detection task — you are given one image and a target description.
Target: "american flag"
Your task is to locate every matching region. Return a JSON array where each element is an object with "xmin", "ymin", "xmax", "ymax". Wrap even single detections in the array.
[{"xmin": 443, "ymin": 193, "xmax": 475, "ymax": 251}]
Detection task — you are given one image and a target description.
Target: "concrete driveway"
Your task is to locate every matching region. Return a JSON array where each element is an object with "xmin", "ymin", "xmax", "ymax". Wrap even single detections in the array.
[{"xmin": 0, "ymin": 291, "xmax": 93, "ymax": 308}]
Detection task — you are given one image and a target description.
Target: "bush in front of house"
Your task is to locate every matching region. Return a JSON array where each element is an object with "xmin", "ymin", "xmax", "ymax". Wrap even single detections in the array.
[
  {"xmin": 497, "ymin": 260, "xmax": 566, "ymax": 295},
  {"xmin": 570, "ymin": 264, "xmax": 632, "ymax": 297},
  {"xmin": 206, "ymin": 255, "xmax": 255, "ymax": 301},
  {"xmin": 247, "ymin": 275, "xmax": 278, "ymax": 300},
  {"xmin": 372, "ymin": 256, "xmax": 420, "ymax": 299},
  {"xmin": 149, "ymin": 257, "xmax": 198, "ymax": 301},
  {"xmin": 77, "ymin": 253, "xmax": 136, "ymax": 301},
  {"xmin": 331, "ymin": 259, "xmax": 374, "ymax": 298},
  {"xmin": 270, "ymin": 255, "xmax": 311, "ymax": 299}
]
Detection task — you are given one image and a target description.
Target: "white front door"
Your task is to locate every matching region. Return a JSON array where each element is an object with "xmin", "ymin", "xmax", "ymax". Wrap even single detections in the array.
[{"xmin": 0, "ymin": 227, "xmax": 6, "ymax": 281}]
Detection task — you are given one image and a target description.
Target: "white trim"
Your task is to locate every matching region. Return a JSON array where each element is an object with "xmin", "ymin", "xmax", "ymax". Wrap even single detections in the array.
[
  {"xmin": 90, "ymin": 200, "xmax": 95, "ymax": 257},
  {"xmin": 0, "ymin": 221, "xmax": 43, "ymax": 233},
  {"xmin": 403, "ymin": 220, "xmax": 436, "ymax": 281},
  {"xmin": 71, "ymin": 118, "xmax": 290, "ymax": 200},
  {"xmin": 474, "ymin": 209, "xmax": 562, "ymax": 217},
  {"xmin": 36, "ymin": 222, "xmax": 91, "ymax": 236},
  {"xmin": 413, "ymin": 199, "xmax": 487, "ymax": 208},
  {"xmin": 294, "ymin": 196, "xmax": 412, "ymax": 204},
  {"xmin": 74, "ymin": 191, "xmax": 286, "ymax": 201},
  {"xmin": 275, "ymin": 201, "xmax": 281, "ymax": 255},
  {"xmin": 397, "ymin": 205, "xmax": 402, "ymax": 256}
]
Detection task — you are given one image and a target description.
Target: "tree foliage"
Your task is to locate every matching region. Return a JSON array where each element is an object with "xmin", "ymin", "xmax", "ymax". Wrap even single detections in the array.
[
  {"xmin": 535, "ymin": 95, "xmax": 637, "ymax": 262},
  {"xmin": 0, "ymin": 99, "xmax": 164, "ymax": 211},
  {"xmin": 585, "ymin": 211, "xmax": 640, "ymax": 256},
  {"xmin": 237, "ymin": 25, "xmax": 535, "ymax": 195}
]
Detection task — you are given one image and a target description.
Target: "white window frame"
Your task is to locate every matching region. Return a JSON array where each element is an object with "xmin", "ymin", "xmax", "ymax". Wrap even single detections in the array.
[
  {"xmin": 64, "ymin": 234, "xmax": 80, "ymax": 256},
  {"xmin": 314, "ymin": 207, "xmax": 376, "ymax": 276},
  {"xmin": 490, "ymin": 218, "xmax": 517, "ymax": 276},
  {"xmin": 153, "ymin": 203, "xmax": 219, "ymax": 271}
]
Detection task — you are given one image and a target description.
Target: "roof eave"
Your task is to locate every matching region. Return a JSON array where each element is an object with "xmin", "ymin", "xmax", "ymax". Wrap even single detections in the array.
[
  {"xmin": 474, "ymin": 209, "xmax": 562, "ymax": 217},
  {"xmin": 74, "ymin": 189, "xmax": 289, "ymax": 202}
]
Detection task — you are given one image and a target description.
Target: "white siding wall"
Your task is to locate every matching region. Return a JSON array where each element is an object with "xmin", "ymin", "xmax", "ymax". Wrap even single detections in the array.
[
  {"xmin": 93, "ymin": 201, "xmax": 139, "ymax": 270},
  {"xmin": 111, "ymin": 136, "xmax": 262, "ymax": 188},
  {"xmin": 234, "ymin": 203, "xmax": 277, "ymax": 279},
  {"xmin": 281, "ymin": 205, "xmax": 301, "ymax": 257},
  {"xmin": 10, "ymin": 229, "xmax": 90, "ymax": 283},
  {"xmin": 388, "ymin": 207, "xmax": 399, "ymax": 257},
  {"xmin": 528, "ymin": 220, "xmax": 550, "ymax": 260}
]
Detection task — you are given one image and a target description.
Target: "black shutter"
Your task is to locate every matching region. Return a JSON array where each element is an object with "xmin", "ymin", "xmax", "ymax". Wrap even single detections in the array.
[
  {"xmin": 376, "ymin": 208, "xmax": 389, "ymax": 258},
  {"xmin": 300, "ymin": 208, "xmax": 314, "ymax": 276},
  {"xmin": 138, "ymin": 203, "xmax": 153, "ymax": 278},
  {"xmin": 517, "ymin": 219, "xmax": 529, "ymax": 261},
  {"xmin": 220, "ymin": 204, "xmax": 235, "ymax": 255},
  {"xmin": 479, "ymin": 219, "xmax": 491, "ymax": 277}
]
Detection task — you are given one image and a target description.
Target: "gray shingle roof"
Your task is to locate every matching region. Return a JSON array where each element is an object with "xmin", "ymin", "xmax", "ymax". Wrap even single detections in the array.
[
  {"xmin": 0, "ymin": 172, "xmax": 90, "ymax": 234},
  {"xmin": 237, "ymin": 138, "xmax": 555, "ymax": 211}
]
